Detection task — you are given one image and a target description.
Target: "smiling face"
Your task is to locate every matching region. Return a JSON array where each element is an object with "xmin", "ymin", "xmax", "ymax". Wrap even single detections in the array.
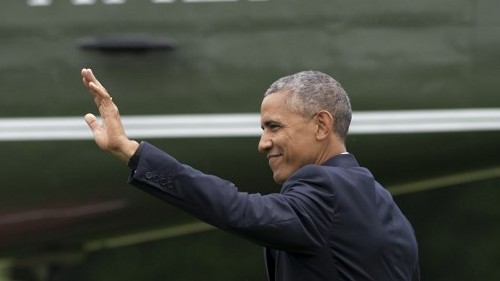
[{"xmin": 258, "ymin": 91, "xmax": 322, "ymax": 184}]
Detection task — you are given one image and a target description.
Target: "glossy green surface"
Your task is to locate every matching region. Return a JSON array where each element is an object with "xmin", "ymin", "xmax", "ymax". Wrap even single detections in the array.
[{"xmin": 0, "ymin": 0, "xmax": 499, "ymax": 280}]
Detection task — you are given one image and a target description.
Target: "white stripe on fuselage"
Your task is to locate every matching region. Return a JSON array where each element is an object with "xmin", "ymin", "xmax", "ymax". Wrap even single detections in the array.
[
  {"xmin": 27, "ymin": 0, "xmax": 270, "ymax": 6},
  {"xmin": 1, "ymin": 109, "xmax": 500, "ymax": 141}
]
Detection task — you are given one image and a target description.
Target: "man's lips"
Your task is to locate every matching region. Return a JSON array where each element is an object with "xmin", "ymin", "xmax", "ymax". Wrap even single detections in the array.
[
  {"xmin": 267, "ymin": 153, "xmax": 282, "ymax": 160},
  {"xmin": 267, "ymin": 154, "xmax": 282, "ymax": 168}
]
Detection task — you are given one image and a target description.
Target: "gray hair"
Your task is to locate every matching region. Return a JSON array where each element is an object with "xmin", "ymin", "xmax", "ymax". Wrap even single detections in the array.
[{"xmin": 264, "ymin": 70, "xmax": 352, "ymax": 141}]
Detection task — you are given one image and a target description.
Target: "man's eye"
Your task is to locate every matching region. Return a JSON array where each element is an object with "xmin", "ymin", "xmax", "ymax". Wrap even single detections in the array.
[
  {"xmin": 261, "ymin": 122, "xmax": 281, "ymax": 131},
  {"xmin": 269, "ymin": 124, "xmax": 280, "ymax": 131}
]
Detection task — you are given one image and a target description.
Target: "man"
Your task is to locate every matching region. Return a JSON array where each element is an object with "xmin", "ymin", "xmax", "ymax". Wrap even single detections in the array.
[{"xmin": 82, "ymin": 69, "xmax": 420, "ymax": 281}]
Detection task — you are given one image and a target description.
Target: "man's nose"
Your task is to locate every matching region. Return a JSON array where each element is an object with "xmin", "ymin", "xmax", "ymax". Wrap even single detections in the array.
[{"xmin": 258, "ymin": 133, "xmax": 272, "ymax": 153}]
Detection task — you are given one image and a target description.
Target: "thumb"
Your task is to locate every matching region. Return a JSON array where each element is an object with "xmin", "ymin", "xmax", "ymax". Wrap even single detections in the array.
[{"xmin": 85, "ymin": 113, "xmax": 100, "ymax": 133}]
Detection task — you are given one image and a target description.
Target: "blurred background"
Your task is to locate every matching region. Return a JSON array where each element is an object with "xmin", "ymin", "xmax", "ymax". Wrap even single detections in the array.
[{"xmin": 0, "ymin": 0, "xmax": 499, "ymax": 280}]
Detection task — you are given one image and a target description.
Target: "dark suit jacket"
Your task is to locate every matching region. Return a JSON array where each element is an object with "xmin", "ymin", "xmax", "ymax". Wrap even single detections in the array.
[{"xmin": 128, "ymin": 142, "xmax": 420, "ymax": 281}]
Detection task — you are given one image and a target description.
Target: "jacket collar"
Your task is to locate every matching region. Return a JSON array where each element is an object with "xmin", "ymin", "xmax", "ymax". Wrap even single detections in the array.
[{"xmin": 321, "ymin": 153, "xmax": 360, "ymax": 168}]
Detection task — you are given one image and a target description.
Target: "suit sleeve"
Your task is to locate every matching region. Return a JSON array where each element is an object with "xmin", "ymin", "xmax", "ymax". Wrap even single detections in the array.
[{"xmin": 128, "ymin": 142, "xmax": 334, "ymax": 253}]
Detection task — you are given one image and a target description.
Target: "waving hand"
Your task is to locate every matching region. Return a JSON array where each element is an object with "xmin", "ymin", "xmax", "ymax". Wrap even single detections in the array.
[{"xmin": 82, "ymin": 68, "xmax": 139, "ymax": 163}]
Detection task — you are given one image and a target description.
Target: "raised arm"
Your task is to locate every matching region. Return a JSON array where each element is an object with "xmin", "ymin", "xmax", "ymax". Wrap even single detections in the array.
[{"xmin": 82, "ymin": 68, "xmax": 139, "ymax": 163}]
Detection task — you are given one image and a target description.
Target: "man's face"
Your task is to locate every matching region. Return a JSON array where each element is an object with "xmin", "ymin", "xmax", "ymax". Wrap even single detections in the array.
[{"xmin": 258, "ymin": 91, "xmax": 319, "ymax": 184}]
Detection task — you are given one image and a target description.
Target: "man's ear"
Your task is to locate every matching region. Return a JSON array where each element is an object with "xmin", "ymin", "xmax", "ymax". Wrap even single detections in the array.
[{"xmin": 315, "ymin": 110, "xmax": 333, "ymax": 140}]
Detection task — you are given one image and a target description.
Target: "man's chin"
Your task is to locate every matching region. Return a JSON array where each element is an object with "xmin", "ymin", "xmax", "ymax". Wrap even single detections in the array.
[{"xmin": 272, "ymin": 172, "xmax": 286, "ymax": 185}]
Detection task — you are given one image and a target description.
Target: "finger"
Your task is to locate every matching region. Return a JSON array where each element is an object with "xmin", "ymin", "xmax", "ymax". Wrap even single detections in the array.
[
  {"xmin": 88, "ymin": 81, "xmax": 114, "ymax": 109},
  {"xmin": 81, "ymin": 68, "xmax": 93, "ymax": 88},
  {"xmin": 82, "ymin": 68, "xmax": 108, "ymax": 101},
  {"xmin": 82, "ymin": 68, "xmax": 106, "ymax": 90},
  {"xmin": 82, "ymin": 69, "xmax": 103, "ymax": 106},
  {"xmin": 82, "ymin": 77, "xmax": 87, "ymax": 88},
  {"xmin": 88, "ymin": 81, "xmax": 111, "ymax": 99},
  {"xmin": 84, "ymin": 113, "xmax": 100, "ymax": 133}
]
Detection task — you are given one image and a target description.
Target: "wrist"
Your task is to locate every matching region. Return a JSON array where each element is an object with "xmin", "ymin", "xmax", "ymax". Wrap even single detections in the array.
[{"xmin": 113, "ymin": 140, "xmax": 140, "ymax": 163}]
